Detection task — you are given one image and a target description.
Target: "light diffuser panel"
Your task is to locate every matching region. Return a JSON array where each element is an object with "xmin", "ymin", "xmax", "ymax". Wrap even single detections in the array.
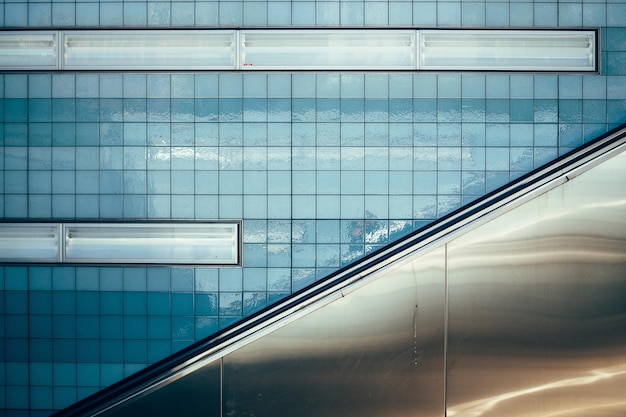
[
  {"xmin": 240, "ymin": 30, "xmax": 416, "ymax": 70},
  {"xmin": 420, "ymin": 30, "xmax": 596, "ymax": 71},
  {"xmin": 0, "ymin": 32, "xmax": 58, "ymax": 70},
  {"xmin": 0, "ymin": 223, "xmax": 60, "ymax": 263},
  {"xmin": 64, "ymin": 223, "xmax": 239, "ymax": 265},
  {"xmin": 0, "ymin": 222, "xmax": 239, "ymax": 265},
  {"xmin": 62, "ymin": 30, "xmax": 236, "ymax": 70}
]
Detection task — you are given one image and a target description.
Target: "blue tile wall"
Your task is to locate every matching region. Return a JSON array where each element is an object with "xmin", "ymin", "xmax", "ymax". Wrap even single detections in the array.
[{"xmin": 1, "ymin": 0, "xmax": 626, "ymax": 415}]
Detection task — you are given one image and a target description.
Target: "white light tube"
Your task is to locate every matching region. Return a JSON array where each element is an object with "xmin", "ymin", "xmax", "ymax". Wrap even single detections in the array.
[
  {"xmin": 64, "ymin": 223, "xmax": 239, "ymax": 265},
  {"xmin": 420, "ymin": 30, "xmax": 596, "ymax": 71},
  {"xmin": 240, "ymin": 30, "xmax": 416, "ymax": 70},
  {"xmin": 0, "ymin": 223, "xmax": 60, "ymax": 263},
  {"xmin": 62, "ymin": 30, "xmax": 236, "ymax": 70},
  {"xmin": 0, "ymin": 32, "xmax": 58, "ymax": 70}
]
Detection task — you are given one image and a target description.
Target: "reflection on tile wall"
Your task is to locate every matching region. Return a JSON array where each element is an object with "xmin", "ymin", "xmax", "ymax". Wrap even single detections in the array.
[{"xmin": 1, "ymin": 0, "xmax": 626, "ymax": 415}]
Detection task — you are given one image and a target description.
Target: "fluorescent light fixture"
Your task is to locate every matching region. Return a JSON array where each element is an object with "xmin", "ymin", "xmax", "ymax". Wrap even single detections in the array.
[
  {"xmin": 64, "ymin": 223, "xmax": 239, "ymax": 265},
  {"xmin": 0, "ymin": 223, "xmax": 60, "ymax": 263},
  {"xmin": 0, "ymin": 29, "xmax": 597, "ymax": 72},
  {"xmin": 62, "ymin": 30, "xmax": 236, "ymax": 70},
  {"xmin": 420, "ymin": 30, "xmax": 596, "ymax": 71},
  {"xmin": 0, "ymin": 222, "xmax": 239, "ymax": 265},
  {"xmin": 240, "ymin": 30, "xmax": 416, "ymax": 70},
  {"xmin": 0, "ymin": 32, "xmax": 58, "ymax": 70}
]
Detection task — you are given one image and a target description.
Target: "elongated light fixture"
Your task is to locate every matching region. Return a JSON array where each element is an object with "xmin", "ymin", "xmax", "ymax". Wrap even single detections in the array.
[
  {"xmin": 64, "ymin": 223, "xmax": 239, "ymax": 265},
  {"xmin": 420, "ymin": 30, "xmax": 596, "ymax": 71},
  {"xmin": 62, "ymin": 30, "xmax": 236, "ymax": 70},
  {"xmin": 240, "ymin": 30, "xmax": 416, "ymax": 70},
  {"xmin": 0, "ymin": 32, "xmax": 58, "ymax": 70},
  {"xmin": 0, "ymin": 223, "xmax": 60, "ymax": 263},
  {"xmin": 0, "ymin": 29, "xmax": 597, "ymax": 72},
  {"xmin": 0, "ymin": 222, "xmax": 239, "ymax": 265}
]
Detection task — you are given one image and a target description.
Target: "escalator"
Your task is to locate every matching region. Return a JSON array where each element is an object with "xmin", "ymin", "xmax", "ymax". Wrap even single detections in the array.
[{"xmin": 55, "ymin": 124, "xmax": 626, "ymax": 417}]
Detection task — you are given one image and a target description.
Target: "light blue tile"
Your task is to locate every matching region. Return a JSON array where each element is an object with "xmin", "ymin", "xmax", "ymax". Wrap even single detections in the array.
[
  {"xmin": 4, "ymin": 171, "xmax": 27, "ymax": 195},
  {"xmin": 29, "ymin": 268, "xmax": 52, "ymax": 291},
  {"xmin": 219, "ymin": 1, "xmax": 243, "ymax": 26},
  {"xmin": 28, "ymin": 195, "xmax": 52, "ymax": 219},
  {"xmin": 479, "ymin": 119, "xmax": 507, "ymax": 148},
  {"xmin": 52, "ymin": 123, "xmax": 76, "ymax": 147},
  {"xmin": 5, "ymin": 99, "xmax": 28, "ymax": 121},
  {"xmin": 365, "ymin": 75, "xmax": 389, "ymax": 99},
  {"xmin": 486, "ymin": 147, "xmax": 509, "ymax": 171},
  {"xmin": 100, "ymin": 2, "xmax": 123, "ymax": 26},
  {"xmin": 244, "ymin": 2, "xmax": 268, "ymax": 25},
  {"xmin": 534, "ymin": 3, "xmax": 557, "ymax": 27},
  {"xmin": 413, "ymin": 2, "xmax": 436, "ymax": 26},
  {"xmin": 437, "ymin": 2, "xmax": 461, "ymax": 26},
  {"xmin": 76, "ymin": 74, "xmax": 100, "ymax": 98},
  {"xmin": 389, "ymin": 74, "xmax": 412, "ymax": 99},
  {"xmin": 52, "ymin": 171, "xmax": 76, "ymax": 194},
  {"xmin": 268, "ymin": 1, "xmax": 291, "ymax": 25},
  {"xmin": 317, "ymin": 74, "xmax": 340, "ymax": 99},
  {"xmin": 559, "ymin": 100, "xmax": 583, "ymax": 123},
  {"xmin": 76, "ymin": 100, "xmax": 100, "ymax": 123},
  {"xmin": 486, "ymin": 75, "xmax": 509, "ymax": 99},
  {"xmin": 462, "ymin": 2, "xmax": 485, "ymax": 27},
  {"xmin": 510, "ymin": 3, "xmax": 533, "ymax": 27},
  {"xmin": 27, "ymin": 3, "xmax": 51, "ymax": 26},
  {"xmin": 486, "ymin": 3, "xmax": 508, "ymax": 26},
  {"xmin": 6, "ymin": 4, "xmax": 28, "ymax": 27},
  {"xmin": 76, "ymin": 3, "xmax": 100, "ymax": 26},
  {"xmin": 534, "ymin": 76, "xmax": 558, "ymax": 99},
  {"xmin": 559, "ymin": 76, "xmax": 583, "ymax": 99},
  {"xmin": 52, "ymin": 3, "xmax": 75, "ymax": 26},
  {"xmin": 582, "ymin": 4, "xmax": 606, "ymax": 27},
  {"xmin": 100, "ymin": 194, "xmax": 124, "ymax": 217},
  {"xmin": 364, "ymin": 2, "xmax": 387, "ymax": 26},
  {"xmin": 147, "ymin": 2, "xmax": 170, "ymax": 26},
  {"xmin": 29, "ymin": 75, "xmax": 52, "ymax": 98},
  {"xmin": 5, "ymin": 123, "xmax": 27, "ymax": 145},
  {"xmin": 28, "ymin": 122, "xmax": 51, "ymax": 146},
  {"xmin": 510, "ymin": 99, "xmax": 533, "ymax": 122},
  {"xmin": 510, "ymin": 76, "xmax": 533, "ymax": 99},
  {"xmin": 607, "ymin": 4, "xmax": 626, "ymax": 28},
  {"xmin": 340, "ymin": 2, "xmax": 364, "ymax": 26},
  {"xmin": 100, "ymin": 147, "xmax": 122, "ymax": 170},
  {"xmin": 100, "ymin": 74, "xmax": 123, "ymax": 99},
  {"xmin": 171, "ymin": 2, "xmax": 194, "ymax": 26},
  {"xmin": 218, "ymin": 293, "xmax": 243, "ymax": 317},
  {"xmin": 558, "ymin": 3, "xmax": 582, "ymax": 26},
  {"xmin": 486, "ymin": 99, "xmax": 509, "ymax": 123},
  {"xmin": 389, "ymin": 2, "xmax": 412, "ymax": 26},
  {"xmin": 462, "ymin": 99, "xmax": 485, "ymax": 123},
  {"xmin": 462, "ymin": 75, "xmax": 485, "ymax": 98},
  {"xmin": 607, "ymin": 52, "xmax": 626, "ymax": 76}
]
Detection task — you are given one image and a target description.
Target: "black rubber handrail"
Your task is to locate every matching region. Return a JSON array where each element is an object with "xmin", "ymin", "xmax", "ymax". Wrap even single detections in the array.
[{"xmin": 53, "ymin": 122, "xmax": 626, "ymax": 417}]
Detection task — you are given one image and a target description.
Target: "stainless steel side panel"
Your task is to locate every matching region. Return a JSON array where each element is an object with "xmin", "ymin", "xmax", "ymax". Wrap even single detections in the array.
[
  {"xmin": 446, "ymin": 151, "xmax": 626, "ymax": 417},
  {"xmin": 99, "ymin": 360, "xmax": 221, "ymax": 417},
  {"xmin": 223, "ymin": 247, "xmax": 446, "ymax": 417}
]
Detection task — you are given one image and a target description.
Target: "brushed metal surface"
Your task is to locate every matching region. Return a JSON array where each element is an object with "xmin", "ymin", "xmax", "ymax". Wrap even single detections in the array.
[
  {"xmin": 99, "ymin": 360, "xmax": 221, "ymax": 417},
  {"xmin": 222, "ymin": 247, "xmax": 446, "ymax": 417},
  {"xmin": 446, "ymin": 151, "xmax": 626, "ymax": 417}
]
